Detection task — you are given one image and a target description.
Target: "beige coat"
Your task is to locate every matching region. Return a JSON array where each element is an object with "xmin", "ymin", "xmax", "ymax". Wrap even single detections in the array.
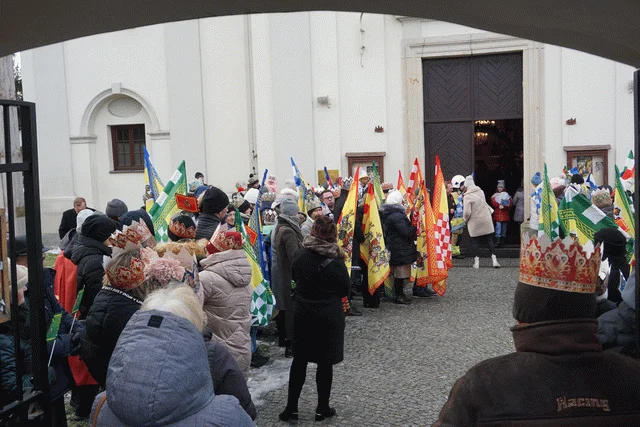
[
  {"xmin": 463, "ymin": 185, "xmax": 495, "ymax": 237},
  {"xmin": 199, "ymin": 249, "xmax": 253, "ymax": 377}
]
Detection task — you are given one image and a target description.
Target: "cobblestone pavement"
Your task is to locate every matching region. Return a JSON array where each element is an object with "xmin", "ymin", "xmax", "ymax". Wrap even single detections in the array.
[{"xmin": 249, "ymin": 260, "xmax": 519, "ymax": 426}]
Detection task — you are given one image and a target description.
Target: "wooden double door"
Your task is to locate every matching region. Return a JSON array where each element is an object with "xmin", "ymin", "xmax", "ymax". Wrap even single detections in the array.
[{"xmin": 422, "ymin": 52, "xmax": 523, "ymax": 191}]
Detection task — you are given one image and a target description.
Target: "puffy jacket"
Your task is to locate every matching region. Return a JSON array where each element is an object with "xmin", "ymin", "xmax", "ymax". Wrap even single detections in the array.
[
  {"xmin": 598, "ymin": 301, "xmax": 637, "ymax": 356},
  {"xmin": 490, "ymin": 192, "xmax": 512, "ymax": 222},
  {"xmin": 0, "ymin": 305, "xmax": 31, "ymax": 408},
  {"xmin": 90, "ymin": 310, "xmax": 254, "ymax": 427},
  {"xmin": 199, "ymin": 249, "xmax": 253, "ymax": 377},
  {"xmin": 463, "ymin": 185, "xmax": 495, "ymax": 237},
  {"xmin": 80, "ymin": 288, "xmax": 142, "ymax": 386},
  {"xmin": 379, "ymin": 204, "xmax": 417, "ymax": 266},
  {"xmin": 195, "ymin": 213, "xmax": 222, "ymax": 240},
  {"xmin": 435, "ymin": 320, "xmax": 640, "ymax": 426},
  {"xmin": 512, "ymin": 188, "xmax": 525, "ymax": 223},
  {"xmin": 70, "ymin": 234, "xmax": 112, "ymax": 319}
]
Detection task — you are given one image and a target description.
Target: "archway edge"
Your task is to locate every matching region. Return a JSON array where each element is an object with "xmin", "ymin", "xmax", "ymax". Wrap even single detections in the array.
[{"xmin": 80, "ymin": 86, "xmax": 161, "ymax": 136}]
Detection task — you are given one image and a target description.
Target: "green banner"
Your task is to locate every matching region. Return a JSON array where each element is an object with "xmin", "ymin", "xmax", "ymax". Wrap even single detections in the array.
[{"xmin": 46, "ymin": 313, "xmax": 62, "ymax": 342}]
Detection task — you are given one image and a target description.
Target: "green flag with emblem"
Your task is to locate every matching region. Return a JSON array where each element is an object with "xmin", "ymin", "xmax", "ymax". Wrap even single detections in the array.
[
  {"xmin": 558, "ymin": 185, "xmax": 619, "ymax": 245},
  {"xmin": 538, "ymin": 163, "xmax": 561, "ymax": 239},
  {"xmin": 46, "ymin": 313, "xmax": 62, "ymax": 342},
  {"xmin": 149, "ymin": 161, "xmax": 187, "ymax": 242}
]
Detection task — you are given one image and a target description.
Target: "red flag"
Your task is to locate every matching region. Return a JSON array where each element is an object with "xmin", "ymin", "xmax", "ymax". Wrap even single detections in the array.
[
  {"xmin": 175, "ymin": 194, "xmax": 199, "ymax": 213},
  {"xmin": 431, "ymin": 155, "xmax": 452, "ymax": 296},
  {"xmin": 245, "ymin": 225, "xmax": 258, "ymax": 246}
]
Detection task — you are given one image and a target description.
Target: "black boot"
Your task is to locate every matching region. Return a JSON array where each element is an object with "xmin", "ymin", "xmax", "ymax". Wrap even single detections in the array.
[
  {"xmin": 393, "ymin": 279, "xmax": 411, "ymax": 304},
  {"xmin": 315, "ymin": 407, "xmax": 337, "ymax": 421},
  {"xmin": 279, "ymin": 407, "xmax": 299, "ymax": 422}
]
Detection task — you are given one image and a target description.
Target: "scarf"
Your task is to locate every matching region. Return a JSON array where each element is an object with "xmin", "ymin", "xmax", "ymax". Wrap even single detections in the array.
[
  {"xmin": 277, "ymin": 215, "xmax": 304, "ymax": 240},
  {"xmin": 303, "ymin": 235, "xmax": 345, "ymax": 259}
]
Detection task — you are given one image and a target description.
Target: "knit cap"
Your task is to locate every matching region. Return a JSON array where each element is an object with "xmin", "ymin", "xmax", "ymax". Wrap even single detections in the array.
[
  {"xmin": 280, "ymin": 198, "xmax": 299, "ymax": 216},
  {"xmin": 105, "ymin": 199, "xmax": 128, "ymax": 219},
  {"xmin": 386, "ymin": 190, "xmax": 403, "ymax": 205},
  {"xmin": 530, "ymin": 172, "xmax": 542, "ymax": 186},
  {"xmin": 76, "ymin": 209, "xmax": 95, "ymax": 234},
  {"xmin": 591, "ymin": 189, "xmax": 613, "ymax": 208},
  {"xmin": 82, "ymin": 215, "xmax": 118, "ymax": 243},
  {"xmin": 464, "ymin": 175, "xmax": 475, "ymax": 189},
  {"xmin": 200, "ymin": 187, "xmax": 229, "ymax": 215},
  {"xmin": 244, "ymin": 188, "xmax": 260, "ymax": 205},
  {"xmin": 497, "ymin": 180, "xmax": 505, "ymax": 188}
]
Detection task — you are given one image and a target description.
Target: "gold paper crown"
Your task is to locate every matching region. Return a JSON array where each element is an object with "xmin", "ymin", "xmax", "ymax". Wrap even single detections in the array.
[
  {"xmin": 108, "ymin": 220, "xmax": 153, "ymax": 256},
  {"xmin": 106, "ymin": 256, "xmax": 146, "ymax": 291},
  {"xmin": 158, "ymin": 246, "xmax": 200, "ymax": 291},
  {"xmin": 519, "ymin": 234, "xmax": 601, "ymax": 294}
]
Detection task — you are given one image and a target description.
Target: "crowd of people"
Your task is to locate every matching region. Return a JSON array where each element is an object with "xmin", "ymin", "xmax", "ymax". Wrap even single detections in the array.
[{"xmin": 1, "ymin": 165, "xmax": 640, "ymax": 425}]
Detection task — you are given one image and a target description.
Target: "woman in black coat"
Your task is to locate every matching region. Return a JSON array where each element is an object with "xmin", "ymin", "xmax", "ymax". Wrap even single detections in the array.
[{"xmin": 279, "ymin": 216, "xmax": 350, "ymax": 423}]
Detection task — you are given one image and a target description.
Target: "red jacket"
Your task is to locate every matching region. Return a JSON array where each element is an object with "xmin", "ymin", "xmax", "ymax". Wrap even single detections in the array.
[{"xmin": 490, "ymin": 192, "xmax": 512, "ymax": 222}]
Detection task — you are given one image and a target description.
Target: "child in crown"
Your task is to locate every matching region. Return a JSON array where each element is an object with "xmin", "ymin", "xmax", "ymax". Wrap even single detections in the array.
[{"xmin": 490, "ymin": 180, "xmax": 512, "ymax": 247}]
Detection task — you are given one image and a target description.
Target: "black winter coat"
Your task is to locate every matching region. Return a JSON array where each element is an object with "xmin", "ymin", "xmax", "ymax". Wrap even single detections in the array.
[
  {"xmin": 58, "ymin": 208, "xmax": 77, "ymax": 239},
  {"xmin": 195, "ymin": 213, "xmax": 222, "ymax": 240},
  {"xmin": 379, "ymin": 204, "xmax": 417, "ymax": 266},
  {"xmin": 291, "ymin": 246, "xmax": 349, "ymax": 365},
  {"xmin": 0, "ymin": 305, "xmax": 30, "ymax": 408},
  {"xmin": 80, "ymin": 287, "xmax": 141, "ymax": 386},
  {"xmin": 70, "ymin": 234, "xmax": 112, "ymax": 319},
  {"xmin": 435, "ymin": 320, "xmax": 640, "ymax": 426},
  {"xmin": 205, "ymin": 340, "xmax": 257, "ymax": 420},
  {"xmin": 599, "ymin": 301, "xmax": 637, "ymax": 356}
]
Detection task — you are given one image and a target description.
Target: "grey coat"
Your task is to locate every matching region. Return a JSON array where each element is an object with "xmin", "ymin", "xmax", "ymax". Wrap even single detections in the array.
[
  {"xmin": 512, "ymin": 188, "xmax": 525, "ymax": 223},
  {"xmin": 274, "ymin": 215, "xmax": 303, "ymax": 340},
  {"xmin": 90, "ymin": 310, "xmax": 254, "ymax": 427}
]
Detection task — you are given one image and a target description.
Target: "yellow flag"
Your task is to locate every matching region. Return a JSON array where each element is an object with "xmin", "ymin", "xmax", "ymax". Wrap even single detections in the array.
[
  {"xmin": 360, "ymin": 183, "xmax": 391, "ymax": 295},
  {"xmin": 337, "ymin": 167, "xmax": 360, "ymax": 276}
]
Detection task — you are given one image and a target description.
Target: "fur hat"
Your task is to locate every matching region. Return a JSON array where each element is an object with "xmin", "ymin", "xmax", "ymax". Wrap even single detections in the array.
[
  {"xmin": 144, "ymin": 257, "xmax": 186, "ymax": 288},
  {"xmin": 386, "ymin": 190, "xmax": 404, "ymax": 205},
  {"xmin": 530, "ymin": 172, "xmax": 542, "ymax": 186},
  {"xmin": 82, "ymin": 215, "xmax": 118, "ymax": 243},
  {"xmin": 168, "ymin": 214, "xmax": 197, "ymax": 241},
  {"xmin": 105, "ymin": 199, "xmax": 128, "ymax": 219},
  {"xmin": 464, "ymin": 175, "xmax": 475, "ymax": 189},
  {"xmin": 200, "ymin": 187, "xmax": 229, "ymax": 215},
  {"xmin": 280, "ymin": 198, "xmax": 299, "ymax": 216},
  {"xmin": 206, "ymin": 231, "xmax": 243, "ymax": 254},
  {"xmin": 311, "ymin": 216, "xmax": 337, "ymax": 243}
]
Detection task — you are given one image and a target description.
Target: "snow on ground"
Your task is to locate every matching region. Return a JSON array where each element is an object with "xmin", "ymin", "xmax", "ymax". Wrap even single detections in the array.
[{"xmin": 248, "ymin": 356, "xmax": 291, "ymax": 407}]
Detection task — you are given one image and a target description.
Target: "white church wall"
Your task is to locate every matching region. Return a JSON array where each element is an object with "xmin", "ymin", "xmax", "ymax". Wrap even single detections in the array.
[{"xmin": 199, "ymin": 16, "xmax": 253, "ymax": 192}]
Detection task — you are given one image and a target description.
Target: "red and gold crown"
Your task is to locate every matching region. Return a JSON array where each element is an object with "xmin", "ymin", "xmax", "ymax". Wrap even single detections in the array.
[
  {"xmin": 108, "ymin": 220, "xmax": 153, "ymax": 255},
  {"xmin": 169, "ymin": 218, "xmax": 196, "ymax": 239},
  {"xmin": 106, "ymin": 256, "xmax": 146, "ymax": 291},
  {"xmin": 519, "ymin": 234, "xmax": 601, "ymax": 294}
]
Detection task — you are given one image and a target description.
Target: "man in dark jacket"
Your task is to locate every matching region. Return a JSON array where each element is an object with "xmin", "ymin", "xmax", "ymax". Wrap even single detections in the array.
[
  {"xmin": 594, "ymin": 227, "xmax": 629, "ymax": 304},
  {"xmin": 71, "ymin": 214, "xmax": 117, "ymax": 319},
  {"xmin": 58, "ymin": 197, "xmax": 88, "ymax": 239},
  {"xmin": 435, "ymin": 234, "xmax": 640, "ymax": 426},
  {"xmin": 195, "ymin": 187, "xmax": 229, "ymax": 240}
]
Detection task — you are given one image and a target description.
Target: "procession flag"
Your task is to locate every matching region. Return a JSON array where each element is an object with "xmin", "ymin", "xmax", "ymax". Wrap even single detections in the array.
[
  {"xmin": 412, "ymin": 159, "xmax": 448, "ymax": 287},
  {"xmin": 615, "ymin": 165, "xmax": 635, "ymax": 237},
  {"xmin": 337, "ymin": 166, "xmax": 360, "ymax": 276},
  {"xmin": 558, "ymin": 185, "xmax": 619, "ymax": 245},
  {"xmin": 406, "ymin": 159, "xmax": 420, "ymax": 208},
  {"xmin": 432, "ymin": 155, "xmax": 452, "ymax": 295},
  {"xmin": 149, "ymin": 161, "xmax": 187, "ymax": 242},
  {"xmin": 46, "ymin": 313, "xmax": 62, "ymax": 342},
  {"xmin": 324, "ymin": 167, "xmax": 335, "ymax": 189},
  {"xmin": 621, "ymin": 150, "xmax": 635, "ymax": 180},
  {"xmin": 538, "ymin": 163, "xmax": 561, "ymax": 239},
  {"xmin": 143, "ymin": 147, "xmax": 165, "ymax": 211},
  {"xmin": 397, "ymin": 171, "xmax": 407, "ymax": 195},
  {"xmin": 235, "ymin": 209, "xmax": 275, "ymax": 326},
  {"xmin": 371, "ymin": 162, "xmax": 384, "ymax": 206},
  {"xmin": 291, "ymin": 157, "xmax": 309, "ymax": 213},
  {"xmin": 360, "ymin": 183, "xmax": 391, "ymax": 295}
]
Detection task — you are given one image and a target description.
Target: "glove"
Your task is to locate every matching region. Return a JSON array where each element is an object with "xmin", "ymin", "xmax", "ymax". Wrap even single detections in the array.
[{"xmin": 70, "ymin": 331, "xmax": 83, "ymax": 356}]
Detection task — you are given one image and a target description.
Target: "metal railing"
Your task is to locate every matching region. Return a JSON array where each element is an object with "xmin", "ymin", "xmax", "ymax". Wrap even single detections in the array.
[{"xmin": 0, "ymin": 100, "xmax": 50, "ymax": 424}]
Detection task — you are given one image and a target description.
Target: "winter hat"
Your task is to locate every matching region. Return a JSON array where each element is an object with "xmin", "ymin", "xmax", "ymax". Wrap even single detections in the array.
[
  {"xmin": 280, "ymin": 198, "xmax": 299, "ymax": 217},
  {"xmin": 82, "ymin": 214, "xmax": 118, "ymax": 243},
  {"xmin": 306, "ymin": 195, "xmax": 323, "ymax": 215},
  {"xmin": 570, "ymin": 174, "xmax": 585, "ymax": 185},
  {"xmin": 513, "ymin": 234, "xmax": 598, "ymax": 323},
  {"xmin": 193, "ymin": 185, "xmax": 209, "ymax": 199},
  {"xmin": 237, "ymin": 200, "xmax": 251, "ymax": 213},
  {"xmin": 464, "ymin": 175, "xmax": 475, "ymax": 189},
  {"xmin": 591, "ymin": 189, "xmax": 613, "ymax": 208},
  {"xmin": 283, "ymin": 178, "xmax": 297, "ymax": 190},
  {"xmin": 594, "ymin": 227, "xmax": 628, "ymax": 258},
  {"xmin": 105, "ymin": 199, "xmax": 128, "ymax": 219},
  {"xmin": 530, "ymin": 172, "xmax": 542, "ymax": 186},
  {"xmin": 311, "ymin": 216, "xmax": 337, "ymax": 243},
  {"xmin": 497, "ymin": 180, "xmax": 506, "ymax": 189},
  {"xmin": 120, "ymin": 209, "xmax": 155, "ymax": 236},
  {"xmin": 550, "ymin": 177, "xmax": 564, "ymax": 190},
  {"xmin": 248, "ymin": 174, "xmax": 260, "ymax": 187},
  {"xmin": 280, "ymin": 188, "xmax": 299, "ymax": 201},
  {"xmin": 386, "ymin": 190, "xmax": 404, "ymax": 205},
  {"xmin": 244, "ymin": 188, "xmax": 260, "ymax": 205},
  {"xmin": 144, "ymin": 257, "xmax": 186, "ymax": 288},
  {"xmin": 167, "ymin": 214, "xmax": 197, "ymax": 241},
  {"xmin": 13, "ymin": 235, "xmax": 47, "ymax": 257},
  {"xmin": 76, "ymin": 209, "xmax": 95, "ymax": 235},
  {"xmin": 200, "ymin": 187, "xmax": 229, "ymax": 215},
  {"xmin": 206, "ymin": 231, "xmax": 243, "ymax": 254}
]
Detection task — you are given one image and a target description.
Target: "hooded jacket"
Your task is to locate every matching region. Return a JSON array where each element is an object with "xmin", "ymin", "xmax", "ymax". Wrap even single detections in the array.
[
  {"xmin": 199, "ymin": 249, "xmax": 253, "ymax": 377},
  {"xmin": 463, "ymin": 185, "xmax": 495, "ymax": 237},
  {"xmin": 70, "ymin": 234, "xmax": 112, "ymax": 318},
  {"xmin": 90, "ymin": 310, "xmax": 254, "ymax": 427},
  {"xmin": 434, "ymin": 320, "xmax": 640, "ymax": 426}
]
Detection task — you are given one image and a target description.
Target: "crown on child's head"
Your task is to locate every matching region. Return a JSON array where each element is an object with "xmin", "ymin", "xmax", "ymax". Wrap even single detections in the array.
[{"xmin": 519, "ymin": 233, "xmax": 601, "ymax": 294}]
